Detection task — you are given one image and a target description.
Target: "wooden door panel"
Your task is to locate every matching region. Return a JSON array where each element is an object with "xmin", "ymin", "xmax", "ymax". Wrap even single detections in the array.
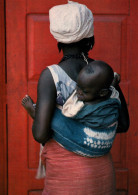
[
  {"xmin": 116, "ymin": 170, "xmax": 128, "ymax": 191},
  {"xmin": 92, "ymin": 16, "xmax": 128, "ymax": 75},
  {"xmin": 116, "ymin": 192, "xmax": 127, "ymax": 195},
  {"xmin": 29, "ymin": 191, "xmax": 43, "ymax": 195},
  {"xmin": 111, "ymin": 134, "xmax": 127, "ymax": 166},
  {"xmin": 27, "ymin": 0, "xmax": 129, "ymax": 15},
  {"xmin": 0, "ymin": 0, "xmax": 7, "ymax": 195},
  {"xmin": 27, "ymin": 14, "xmax": 62, "ymax": 80},
  {"xmin": 28, "ymin": 119, "xmax": 39, "ymax": 169},
  {"xmin": 28, "ymin": 82, "xmax": 38, "ymax": 168}
]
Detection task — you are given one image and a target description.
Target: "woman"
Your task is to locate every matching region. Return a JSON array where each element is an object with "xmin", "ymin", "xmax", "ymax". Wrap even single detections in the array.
[{"xmin": 32, "ymin": 2, "xmax": 129, "ymax": 194}]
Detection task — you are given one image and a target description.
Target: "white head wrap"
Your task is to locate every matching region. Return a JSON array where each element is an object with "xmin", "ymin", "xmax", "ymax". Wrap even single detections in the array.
[{"xmin": 49, "ymin": 1, "xmax": 94, "ymax": 43}]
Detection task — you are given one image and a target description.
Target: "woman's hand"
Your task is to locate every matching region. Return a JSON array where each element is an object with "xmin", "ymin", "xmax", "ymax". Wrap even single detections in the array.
[
  {"xmin": 110, "ymin": 72, "xmax": 130, "ymax": 133},
  {"xmin": 115, "ymin": 84, "xmax": 130, "ymax": 133},
  {"xmin": 111, "ymin": 72, "xmax": 120, "ymax": 87}
]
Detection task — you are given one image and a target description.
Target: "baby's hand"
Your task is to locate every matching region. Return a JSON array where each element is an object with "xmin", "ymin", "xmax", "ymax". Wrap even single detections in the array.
[{"xmin": 112, "ymin": 72, "xmax": 120, "ymax": 87}]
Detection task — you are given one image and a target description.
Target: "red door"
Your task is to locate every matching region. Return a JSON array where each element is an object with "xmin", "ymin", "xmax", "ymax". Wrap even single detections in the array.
[{"xmin": 4, "ymin": 0, "xmax": 138, "ymax": 194}]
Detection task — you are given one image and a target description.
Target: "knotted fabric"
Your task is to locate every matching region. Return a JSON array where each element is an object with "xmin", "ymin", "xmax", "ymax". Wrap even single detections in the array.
[{"xmin": 49, "ymin": 1, "xmax": 94, "ymax": 43}]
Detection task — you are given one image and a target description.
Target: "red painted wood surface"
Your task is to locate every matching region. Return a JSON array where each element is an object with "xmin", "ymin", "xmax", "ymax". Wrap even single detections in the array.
[
  {"xmin": 127, "ymin": 0, "xmax": 138, "ymax": 193},
  {"xmin": 0, "ymin": 0, "xmax": 7, "ymax": 195},
  {"xmin": 2, "ymin": 0, "xmax": 137, "ymax": 194}
]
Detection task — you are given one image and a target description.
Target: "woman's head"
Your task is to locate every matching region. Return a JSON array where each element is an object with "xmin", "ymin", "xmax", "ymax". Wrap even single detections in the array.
[
  {"xmin": 57, "ymin": 36, "xmax": 95, "ymax": 54},
  {"xmin": 49, "ymin": 1, "xmax": 94, "ymax": 44}
]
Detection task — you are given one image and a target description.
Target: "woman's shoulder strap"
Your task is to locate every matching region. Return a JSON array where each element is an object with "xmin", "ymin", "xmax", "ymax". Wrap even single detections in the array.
[
  {"xmin": 47, "ymin": 64, "xmax": 75, "ymax": 85},
  {"xmin": 47, "ymin": 64, "xmax": 61, "ymax": 85}
]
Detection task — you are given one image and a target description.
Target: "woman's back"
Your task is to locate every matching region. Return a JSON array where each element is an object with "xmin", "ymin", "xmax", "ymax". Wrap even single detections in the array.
[
  {"xmin": 59, "ymin": 58, "xmax": 87, "ymax": 82},
  {"xmin": 41, "ymin": 59, "xmax": 116, "ymax": 194},
  {"xmin": 58, "ymin": 57, "xmax": 94, "ymax": 82}
]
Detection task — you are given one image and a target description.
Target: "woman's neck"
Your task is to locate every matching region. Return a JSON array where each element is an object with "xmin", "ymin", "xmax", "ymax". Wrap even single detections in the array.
[
  {"xmin": 59, "ymin": 46, "xmax": 89, "ymax": 64},
  {"xmin": 62, "ymin": 47, "xmax": 82, "ymax": 56}
]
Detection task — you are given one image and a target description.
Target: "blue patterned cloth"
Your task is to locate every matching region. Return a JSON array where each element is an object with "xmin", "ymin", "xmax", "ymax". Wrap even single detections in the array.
[
  {"xmin": 52, "ymin": 108, "xmax": 118, "ymax": 157},
  {"xmin": 48, "ymin": 65, "xmax": 120, "ymax": 157},
  {"xmin": 72, "ymin": 98, "xmax": 120, "ymax": 129}
]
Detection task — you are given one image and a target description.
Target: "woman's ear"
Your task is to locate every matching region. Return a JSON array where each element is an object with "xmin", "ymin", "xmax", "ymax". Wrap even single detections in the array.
[
  {"xmin": 57, "ymin": 42, "xmax": 62, "ymax": 53},
  {"xmin": 99, "ymin": 89, "xmax": 109, "ymax": 97}
]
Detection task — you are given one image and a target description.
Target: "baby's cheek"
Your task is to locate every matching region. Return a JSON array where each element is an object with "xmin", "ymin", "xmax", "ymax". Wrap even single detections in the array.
[{"xmin": 77, "ymin": 95, "xmax": 85, "ymax": 101}]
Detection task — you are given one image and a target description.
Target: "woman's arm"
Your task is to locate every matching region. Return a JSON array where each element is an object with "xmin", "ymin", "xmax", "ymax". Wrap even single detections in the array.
[
  {"xmin": 32, "ymin": 68, "xmax": 57, "ymax": 143},
  {"xmin": 115, "ymin": 84, "xmax": 130, "ymax": 133}
]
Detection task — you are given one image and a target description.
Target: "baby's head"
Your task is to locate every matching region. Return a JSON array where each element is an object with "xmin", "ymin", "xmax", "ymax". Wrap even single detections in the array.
[{"xmin": 76, "ymin": 60, "xmax": 114, "ymax": 102}]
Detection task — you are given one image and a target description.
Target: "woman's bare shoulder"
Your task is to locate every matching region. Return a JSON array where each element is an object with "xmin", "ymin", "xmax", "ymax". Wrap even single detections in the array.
[
  {"xmin": 37, "ymin": 67, "xmax": 56, "ymax": 98},
  {"xmin": 39, "ymin": 67, "xmax": 53, "ymax": 83}
]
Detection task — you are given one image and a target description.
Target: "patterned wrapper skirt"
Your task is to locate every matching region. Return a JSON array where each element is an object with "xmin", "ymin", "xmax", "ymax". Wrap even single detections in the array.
[{"xmin": 41, "ymin": 139, "xmax": 116, "ymax": 195}]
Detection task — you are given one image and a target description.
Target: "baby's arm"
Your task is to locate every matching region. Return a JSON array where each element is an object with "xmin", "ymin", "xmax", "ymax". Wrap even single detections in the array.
[{"xmin": 22, "ymin": 95, "xmax": 35, "ymax": 119}]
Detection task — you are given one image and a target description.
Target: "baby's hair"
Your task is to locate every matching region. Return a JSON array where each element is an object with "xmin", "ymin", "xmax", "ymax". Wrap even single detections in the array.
[
  {"xmin": 83, "ymin": 60, "xmax": 114, "ymax": 89},
  {"xmin": 84, "ymin": 64, "xmax": 94, "ymax": 74}
]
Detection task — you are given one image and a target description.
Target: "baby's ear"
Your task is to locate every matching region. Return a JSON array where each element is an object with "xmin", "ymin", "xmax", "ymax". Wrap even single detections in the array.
[{"xmin": 99, "ymin": 89, "xmax": 109, "ymax": 97}]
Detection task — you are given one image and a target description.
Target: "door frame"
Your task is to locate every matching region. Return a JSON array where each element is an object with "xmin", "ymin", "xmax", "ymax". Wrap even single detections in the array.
[{"xmin": 0, "ymin": 0, "xmax": 7, "ymax": 194}]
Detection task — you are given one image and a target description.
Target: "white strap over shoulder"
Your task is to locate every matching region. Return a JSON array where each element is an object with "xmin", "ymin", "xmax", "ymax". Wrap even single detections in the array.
[{"xmin": 48, "ymin": 65, "xmax": 59, "ymax": 85}]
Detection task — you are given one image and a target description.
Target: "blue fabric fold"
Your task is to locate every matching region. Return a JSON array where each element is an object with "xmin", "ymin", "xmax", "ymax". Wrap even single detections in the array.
[
  {"xmin": 51, "ymin": 106, "xmax": 119, "ymax": 157},
  {"xmin": 72, "ymin": 98, "xmax": 121, "ymax": 129}
]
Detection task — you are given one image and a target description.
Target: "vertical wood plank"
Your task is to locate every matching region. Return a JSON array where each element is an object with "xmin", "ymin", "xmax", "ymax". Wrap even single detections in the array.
[
  {"xmin": 127, "ymin": 0, "xmax": 138, "ymax": 194},
  {"xmin": 0, "ymin": 0, "xmax": 7, "ymax": 194},
  {"xmin": 6, "ymin": 0, "xmax": 28, "ymax": 194}
]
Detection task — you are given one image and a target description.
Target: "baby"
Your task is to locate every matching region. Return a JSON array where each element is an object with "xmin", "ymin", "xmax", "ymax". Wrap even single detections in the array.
[{"xmin": 62, "ymin": 61, "xmax": 119, "ymax": 122}]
